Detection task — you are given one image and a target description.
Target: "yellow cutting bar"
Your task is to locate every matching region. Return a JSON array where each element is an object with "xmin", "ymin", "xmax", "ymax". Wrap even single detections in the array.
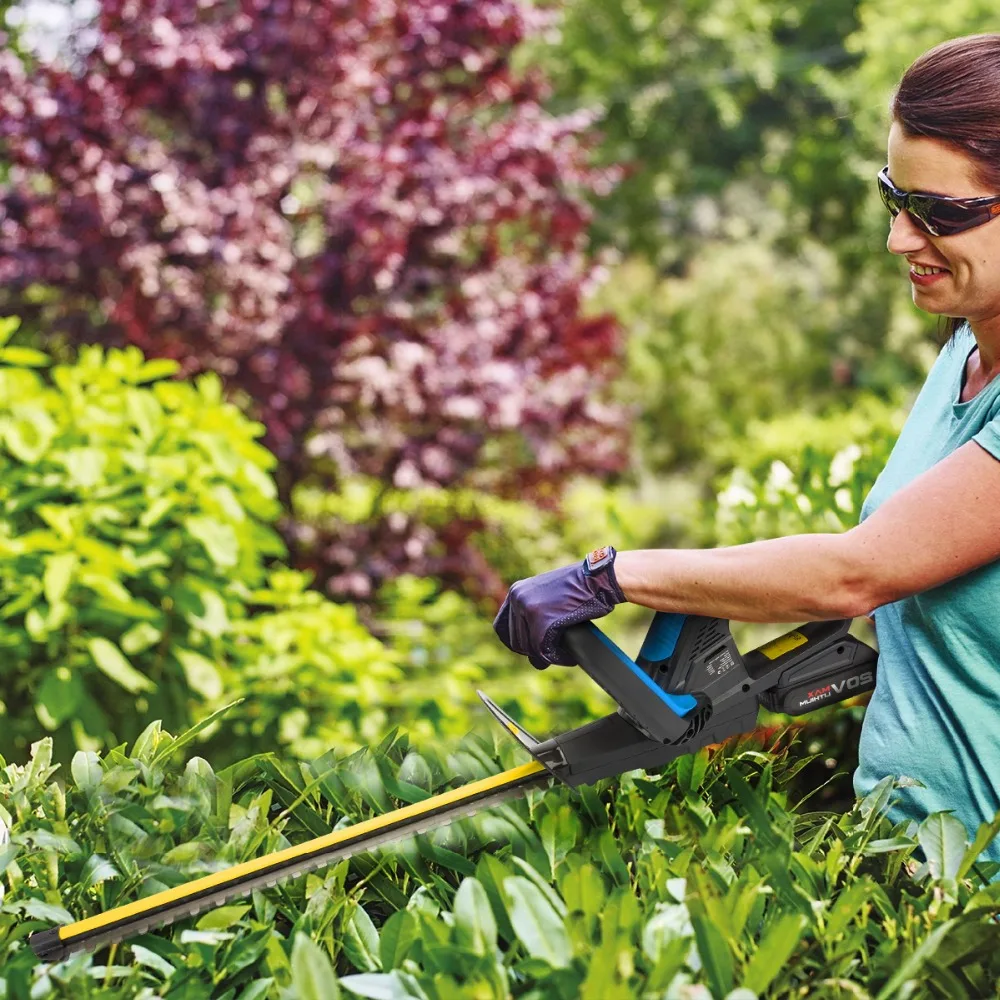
[{"xmin": 29, "ymin": 759, "xmax": 549, "ymax": 963}]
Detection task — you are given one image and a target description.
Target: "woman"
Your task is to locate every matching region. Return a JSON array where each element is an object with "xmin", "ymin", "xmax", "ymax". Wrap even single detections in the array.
[{"xmin": 494, "ymin": 34, "xmax": 1000, "ymax": 870}]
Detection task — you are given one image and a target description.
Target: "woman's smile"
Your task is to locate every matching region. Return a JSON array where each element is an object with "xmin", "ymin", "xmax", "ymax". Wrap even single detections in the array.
[{"xmin": 908, "ymin": 264, "xmax": 949, "ymax": 287}]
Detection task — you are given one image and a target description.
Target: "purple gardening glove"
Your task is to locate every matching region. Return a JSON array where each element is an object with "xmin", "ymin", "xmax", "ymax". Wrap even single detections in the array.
[{"xmin": 493, "ymin": 545, "xmax": 628, "ymax": 669}]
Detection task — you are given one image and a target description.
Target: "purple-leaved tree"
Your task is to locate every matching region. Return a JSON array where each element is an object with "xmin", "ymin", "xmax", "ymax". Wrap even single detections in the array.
[{"xmin": 0, "ymin": 0, "xmax": 630, "ymax": 605}]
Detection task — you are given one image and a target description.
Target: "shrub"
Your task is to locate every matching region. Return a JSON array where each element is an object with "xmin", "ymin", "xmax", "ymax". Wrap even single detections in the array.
[
  {"xmin": 196, "ymin": 567, "xmax": 616, "ymax": 764},
  {"xmin": 3, "ymin": 717, "xmax": 1000, "ymax": 998},
  {"xmin": 0, "ymin": 0, "xmax": 631, "ymax": 607},
  {"xmin": 0, "ymin": 321, "xmax": 288, "ymax": 760},
  {"xmin": 0, "ymin": 323, "xmax": 644, "ymax": 767},
  {"xmin": 710, "ymin": 391, "xmax": 908, "ymax": 546}
]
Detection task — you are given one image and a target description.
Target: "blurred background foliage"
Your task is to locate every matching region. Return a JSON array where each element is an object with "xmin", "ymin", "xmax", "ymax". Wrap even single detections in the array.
[{"xmin": 0, "ymin": 0, "xmax": 997, "ymax": 807}]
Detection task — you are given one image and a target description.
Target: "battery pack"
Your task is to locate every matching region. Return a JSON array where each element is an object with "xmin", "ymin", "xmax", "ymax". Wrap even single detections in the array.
[{"xmin": 759, "ymin": 634, "xmax": 877, "ymax": 715}]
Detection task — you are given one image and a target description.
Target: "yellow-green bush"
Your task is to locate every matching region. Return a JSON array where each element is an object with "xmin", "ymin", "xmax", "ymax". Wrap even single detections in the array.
[
  {"xmin": 0, "ymin": 319, "xmax": 288, "ymax": 760},
  {"xmin": 0, "ymin": 319, "xmax": 651, "ymax": 767}
]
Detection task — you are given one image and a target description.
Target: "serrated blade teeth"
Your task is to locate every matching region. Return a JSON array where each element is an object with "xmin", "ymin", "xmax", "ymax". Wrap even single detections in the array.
[{"xmin": 31, "ymin": 762, "xmax": 549, "ymax": 961}]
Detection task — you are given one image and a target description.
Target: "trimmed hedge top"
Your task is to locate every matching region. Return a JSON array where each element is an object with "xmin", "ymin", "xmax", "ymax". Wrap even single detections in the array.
[{"xmin": 2, "ymin": 711, "xmax": 1000, "ymax": 999}]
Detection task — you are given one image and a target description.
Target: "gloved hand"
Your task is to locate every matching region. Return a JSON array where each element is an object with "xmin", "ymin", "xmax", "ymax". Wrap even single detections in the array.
[{"xmin": 493, "ymin": 546, "xmax": 628, "ymax": 669}]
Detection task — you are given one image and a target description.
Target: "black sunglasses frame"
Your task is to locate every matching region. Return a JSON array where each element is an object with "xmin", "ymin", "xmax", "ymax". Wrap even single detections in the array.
[{"xmin": 877, "ymin": 166, "xmax": 1000, "ymax": 237}]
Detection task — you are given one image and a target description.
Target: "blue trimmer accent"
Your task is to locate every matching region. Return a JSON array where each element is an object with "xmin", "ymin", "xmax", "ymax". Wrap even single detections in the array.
[
  {"xmin": 638, "ymin": 611, "xmax": 688, "ymax": 662},
  {"xmin": 563, "ymin": 621, "xmax": 697, "ymax": 742}
]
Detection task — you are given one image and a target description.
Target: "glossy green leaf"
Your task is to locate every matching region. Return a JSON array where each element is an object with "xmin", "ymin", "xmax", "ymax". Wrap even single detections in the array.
[
  {"xmin": 675, "ymin": 748, "xmax": 710, "ymax": 795},
  {"xmin": 919, "ymin": 813, "xmax": 968, "ymax": 882},
  {"xmin": 510, "ymin": 855, "xmax": 567, "ymax": 918},
  {"xmin": 196, "ymin": 904, "xmax": 251, "ymax": 931},
  {"xmin": 504, "ymin": 875, "xmax": 572, "ymax": 969},
  {"xmin": 741, "ymin": 913, "xmax": 807, "ymax": 993},
  {"xmin": 126, "ymin": 388, "xmax": 163, "ymax": 441},
  {"xmin": 152, "ymin": 699, "xmax": 244, "ymax": 766},
  {"xmin": 561, "ymin": 862, "xmax": 606, "ymax": 918},
  {"xmin": 132, "ymin": 358, "xmax": 181, "ymax": 383},
  {"xmin": 0, "ymin": 346, "xmax": 50, "ymax": 367},
  {"xmin": 130, "ymin": 943, "xmax": 176, "ymax": 977},
  {"xmin": 16, "ymin": 899, "xmax": 74, "ymax": 925},
  {"xmin": 338, "ymin": 972, "xmax": 420, "ymax": 1000},
  {"xmin": 42, "ymin": 553, "xmax": 76, "ymax": 606},
  {"xmin": 957, "ymin": 812, "xmax": 1000, "ymax": 881},
  {"xmin": 475, "ymin": 853, "xmax": 516, "ymax": 943},
  {"xmin": 541, "ymin": 804, "xmax": 580, "ymax": 878},
  {"xmin": 81, "ymin": 854, "xmax": 119, "ymax": 889},
  {"xmin": 343, "ymin": 903, "xmax": 381, "ymax": 972},
  {"xmin": 379, "ymin": 910, "xmax": 418, "ymax": 970},
  {"xmin": 184, "ymin": 516, "xmax": 239, "ymax": 568},
  {"xmin": 691, "ymin": 911, "xmax": 735, "ymax": 997},
  {"xmin": 175, "ymin": 648, "xmax": 224, "ymax": 701},
  {"xmin": 35, "ymin": 668, "xmax": 82, "ymax": 728},
  {"xmin": 87, "ymin": 637, "xmax": 155, "ymax": 694},
  {"xmin": 453, "ymin": 878, "xmax": 497, "ymax": 956},
  {"xmin": 291, "ymin": 932, "xmax": 340, "ymax": 1000},
  {"xmin": 70, "ymin": 750, "xmax": 103, "ymax": 791}
]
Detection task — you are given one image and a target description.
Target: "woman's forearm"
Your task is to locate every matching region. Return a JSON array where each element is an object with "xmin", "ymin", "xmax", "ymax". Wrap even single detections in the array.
[{"xmin": 613, "ymin": 533, "xmax": 866, "ymax": 623}]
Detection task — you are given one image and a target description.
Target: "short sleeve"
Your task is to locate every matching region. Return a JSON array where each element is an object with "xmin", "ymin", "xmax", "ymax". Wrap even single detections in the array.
[{"xmin": 972, "ymin": 397, "xmax": 1000, "ymax": 460}]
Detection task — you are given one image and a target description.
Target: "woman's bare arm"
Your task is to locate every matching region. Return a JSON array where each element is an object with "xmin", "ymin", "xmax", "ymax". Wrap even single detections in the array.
[
  {"xmin": 615, "ymin": 438, "xmax": 1000, "ymax": 624},
  {"xmin": 613, "ymin": 534, "xmax": 862, "ymax": 623}
]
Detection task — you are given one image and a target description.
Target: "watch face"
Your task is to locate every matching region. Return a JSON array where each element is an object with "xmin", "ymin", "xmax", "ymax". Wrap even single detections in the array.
[{"xmin": 586, "ymin": 546, "xmax": 613, "ymax": 573}]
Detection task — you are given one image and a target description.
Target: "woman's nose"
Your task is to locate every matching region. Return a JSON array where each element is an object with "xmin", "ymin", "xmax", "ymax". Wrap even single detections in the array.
[{"xmin": 886, "ymin": 209, "xmax": 930, "ymax": 255}]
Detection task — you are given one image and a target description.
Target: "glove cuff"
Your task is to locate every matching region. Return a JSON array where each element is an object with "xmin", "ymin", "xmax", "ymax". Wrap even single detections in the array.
[{"xmin": 582, "ymin": 545, "xmax": 627, "ymax": 605}]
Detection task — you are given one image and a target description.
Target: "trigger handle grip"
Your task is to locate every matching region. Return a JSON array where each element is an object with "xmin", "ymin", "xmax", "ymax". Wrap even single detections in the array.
[{"xmin": 563, "ymin": 622, "xmax": 697, "ymax": 743}]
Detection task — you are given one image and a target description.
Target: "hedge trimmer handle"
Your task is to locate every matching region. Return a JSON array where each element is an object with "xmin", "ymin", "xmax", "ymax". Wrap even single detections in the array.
[{"xmin": 482, "ymin": 611, "xmax": 878, "ymax": 786}]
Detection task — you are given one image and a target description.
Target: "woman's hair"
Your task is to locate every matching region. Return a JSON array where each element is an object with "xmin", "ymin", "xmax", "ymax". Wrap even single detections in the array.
[{"xmin": 891, "ymin": 33, "xmax": 1000, "ymax": 351}]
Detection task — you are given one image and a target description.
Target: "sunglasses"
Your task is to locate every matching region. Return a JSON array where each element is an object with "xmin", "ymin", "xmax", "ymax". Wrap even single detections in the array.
[{"xmin": 877, "ymin": 167, "xmax": 1000, "ymax": 236}]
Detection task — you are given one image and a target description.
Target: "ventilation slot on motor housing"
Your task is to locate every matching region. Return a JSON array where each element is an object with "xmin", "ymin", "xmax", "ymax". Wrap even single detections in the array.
[{"xmin": 690, "ymin": 625, "xmax": 726, "ymax": 660}]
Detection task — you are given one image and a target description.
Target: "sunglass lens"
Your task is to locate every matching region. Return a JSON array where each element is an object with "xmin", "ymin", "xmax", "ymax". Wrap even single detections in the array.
[
  {"xmin": 877, "ymin": 168, "xmax": 1000, "ymax": 236},
  {"xmin": 925, "ymin": 200, "xmax": 989, "ymax": 235},
  {"xmin": 878, "ymin": 176, "xmax": 902, "ymax": 216},
  {"xmin": 877, "ymin": 178, "xmax": 936, "ymax": 234},
  {"xmin": 906, "ymin": 195, "xmax": 939, "ymax": 234}
]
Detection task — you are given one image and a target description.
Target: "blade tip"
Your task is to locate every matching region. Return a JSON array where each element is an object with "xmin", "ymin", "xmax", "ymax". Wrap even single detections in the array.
[{"xmin": 29, "ymin": 927, "xmax": 69, "ymax": 963}]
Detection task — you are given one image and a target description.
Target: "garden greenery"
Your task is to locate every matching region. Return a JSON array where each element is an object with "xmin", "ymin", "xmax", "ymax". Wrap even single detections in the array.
[
  {"xmin": 2, "ymin": 715, "xmax": 1000, "ymax": 999},
  {"xmin": 0, "ymin": 321, "xmax": 639, "ymax": 767}
]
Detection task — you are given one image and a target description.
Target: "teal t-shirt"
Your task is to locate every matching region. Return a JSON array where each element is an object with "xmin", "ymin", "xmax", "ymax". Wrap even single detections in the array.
[{"xmin": 853, "ymin": 323, "xmax": 1000, "ymax": 867}]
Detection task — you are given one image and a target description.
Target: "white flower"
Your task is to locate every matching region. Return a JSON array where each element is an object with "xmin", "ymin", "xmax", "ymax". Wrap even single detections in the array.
[
  {"xmin": 717, "ymin": 481, "xmax": 757, "ymax": 509},
  {"xmin": 834, "ymin": 487, "xmax": 854, "ymax": 513},
  {"xmin": 829, "ymin": 444, "xmax": 862, "ymax": 487},
  {"xmin": 768, "ymin": 460, "xmax": 795, "ymax": 490}
]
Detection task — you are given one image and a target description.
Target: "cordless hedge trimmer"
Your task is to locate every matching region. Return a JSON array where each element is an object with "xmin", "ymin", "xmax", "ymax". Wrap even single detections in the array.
[{"xmin": 30, "ymin": 611, "xmax": 877, "ymax": 962}]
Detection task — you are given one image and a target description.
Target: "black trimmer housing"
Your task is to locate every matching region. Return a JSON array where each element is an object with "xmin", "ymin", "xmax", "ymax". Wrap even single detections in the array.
[{"xmin": 480, "ymin": 612, "xmax": 877, "ymax": 787}]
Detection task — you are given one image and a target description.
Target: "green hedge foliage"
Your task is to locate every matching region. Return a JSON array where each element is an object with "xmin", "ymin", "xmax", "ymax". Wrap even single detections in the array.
[
  {"xmin": 3, "ymin": 718, "xmax": 1000, "ymax": 999},
  {"xmin": 0, "ymin": 320, "xmax": 656, "ymax": 768},
  {"xmin": 0, "ymin": 319, "xmax": 287, "ymax": 760},
  {"xmin": 710, "ymin": 392, "xmax": 909, "ymax": 546}
]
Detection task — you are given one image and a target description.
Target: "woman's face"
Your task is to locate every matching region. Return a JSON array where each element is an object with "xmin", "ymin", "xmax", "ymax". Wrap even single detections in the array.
[{"xmin": 886, "ymin": 120, "xmax": 1000, "ymax": 332}]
